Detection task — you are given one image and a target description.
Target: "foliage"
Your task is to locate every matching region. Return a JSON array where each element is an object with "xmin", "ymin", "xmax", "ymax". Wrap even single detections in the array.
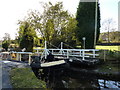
[
  {"xmin": 10, "ymin": 68, "xmax": 46, "ymax": 88},
  {"xmin": 99, "ymin": 31, "xmax": 120, "ymax": 43},
  {"xmin": 27, "ymin": 2, "xmax": 77, "ymax": 48},
  {"xmin": 2, "ymin": 41, "xmax": 10, "ymax": 51},
  {"xmin": 101, "ymin": 18, "xmax": 116, "ymax": 43},
  {"xmin": 18, "ymin": 21, "xmax": 37, "ymax": 52},
  {"xmin": 99, "ymin": 50, "xmax": 120, "ymax": 60},
  {"xmin": 2, "ymin": 33, "xmax": 11, "ymax": 51},
  {"xmin": 76, "ymin": 1, "xmax": 100, "ymax": 49}
]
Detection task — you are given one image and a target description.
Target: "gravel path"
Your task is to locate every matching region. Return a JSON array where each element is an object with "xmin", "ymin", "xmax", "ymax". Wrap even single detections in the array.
[{"xmin": 0, "ymin": 59, "xmax": 30, "ymax": 89}]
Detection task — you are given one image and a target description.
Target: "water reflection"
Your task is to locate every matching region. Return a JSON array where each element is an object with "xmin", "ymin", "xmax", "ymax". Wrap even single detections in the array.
[
  {"xmin": 36, "ymin": 67, "xmax": 120, "ymax": 89},
  {"xmin": 98, "ymin": 79, "xmax": 120, "ymax": 88}
]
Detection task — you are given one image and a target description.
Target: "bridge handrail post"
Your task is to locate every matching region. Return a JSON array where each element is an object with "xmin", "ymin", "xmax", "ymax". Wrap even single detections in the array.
[
  {"xmin": 80, "ymin": 50, "xmax": 81, "ymax": 56},
  {"xmin": 60, "ymin": 49, "xmax": 63, "ymax": 55},
  {"xmin": 45, "ymin": 41, "xmax": 47, "ymax": 59},
  {"xmin": 67, "ymin": 50, "xmax": 69, "ymax": 58},
  {"xmin": 93, "ymin": 50, "xmax": 96, "ymax": 58},
  {"xmin": 82, "ymin": 50, "xmax": 85, "ymax": 60},
  {"xmin": 52, "ymin": 50, "xmax": 53, "ymax": 54},
  {"xmin": 28, "ymin": 53, "xmax": 32, "ymax": 65},
  {"xmin": 16, "ymin": 53, "xmax": 19, "ymax": 61},
  {"xmin": 19, "ymin": 53, "xmax": 21, "ymax": 61}
]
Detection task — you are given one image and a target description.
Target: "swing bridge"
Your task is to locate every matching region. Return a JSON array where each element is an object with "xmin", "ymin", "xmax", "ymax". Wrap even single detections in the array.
[
  {"xmin": 0, "ymin": 41, "xmax": 100, "ymax": 67},
  {"xmin": 34, "ymin": 41, "xmax": 99, "ymax": 65}
]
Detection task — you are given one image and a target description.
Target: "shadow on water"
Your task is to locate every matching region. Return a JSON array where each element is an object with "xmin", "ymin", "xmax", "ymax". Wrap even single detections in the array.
[{"xmin": 32, "ymin": 65, "xmax": 120, "ymax": 89}]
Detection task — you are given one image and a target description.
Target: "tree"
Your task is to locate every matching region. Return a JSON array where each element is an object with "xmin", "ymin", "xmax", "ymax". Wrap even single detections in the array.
[
  {"xmin": 27, "ymin": 2, "xmax": 77, "ymax": 48},
  {"xmin": 76, "ymin": 1, "xmax": 100, "ymax": 49},
  {"xmin": 102, "ymin": 18, "xmax": 116, "ymax": 43},
  {"xmin": 2, "ymin": 33, "xmax": 11, "ymax": 51},
  {"xmin": 18, "ymin": 21, "xmax": 37, "ymax": 52},
  {"xmin": 99, "ymin": 31, "xmax": 120, "ymax": 43}
]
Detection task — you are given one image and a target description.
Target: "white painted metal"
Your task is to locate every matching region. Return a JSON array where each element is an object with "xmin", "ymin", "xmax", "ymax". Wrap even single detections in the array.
[
  {"xmin": 4, "ymin": 52, "xmax": 33, "ymax": 65},
  {"xmin": 34, "ymin": 48, "xmax": 99, "ymax": 60},
  {"xmin": 45, "ymin": 41, "xmax": 47, "ymax": 59},
  {"xmin": 41, "ymin": 60, "xmax": 65, "ymax": 67},
  {"xmin": 82, "ymin": 50, "xmax": 85, "ymax": 60},
  {"xmin": 61, "ymin": 42, "xmax": 63, "ymax": 49}
]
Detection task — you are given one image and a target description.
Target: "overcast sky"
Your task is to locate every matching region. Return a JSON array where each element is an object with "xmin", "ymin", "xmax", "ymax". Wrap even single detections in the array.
[{"xmin": 0, "ymin": 0, "xmax": 119, "ymax": 39}]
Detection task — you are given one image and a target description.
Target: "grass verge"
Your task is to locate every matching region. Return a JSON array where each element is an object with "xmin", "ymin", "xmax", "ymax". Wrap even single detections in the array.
[
  {"xmin": 10, "ymin": 68, "xmax": 46, "ymax": 88},
  {"xmin": 96, "ymin": 45, "xmax": 120, "ymax": 51}
]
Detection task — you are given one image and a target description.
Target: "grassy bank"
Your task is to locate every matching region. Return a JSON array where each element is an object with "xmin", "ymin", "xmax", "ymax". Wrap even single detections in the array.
[
  {"xmin": 96, "ymin": 45, "xmax": 120, "ymax": 51},
  {"xmin": 98, "ymin": 50, "xmax": 120, "ymax": 60},
  {"xmin": 10, "ymin": 68, "xmax": 46, "ymax": 88},
  {"xmin": 98, "ymin": 50, "xmax": 120, "ymax": 74}
]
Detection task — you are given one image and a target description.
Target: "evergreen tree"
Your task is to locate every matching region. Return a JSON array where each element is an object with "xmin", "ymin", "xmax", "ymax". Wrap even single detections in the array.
[{"xmin": 76, "ymin": 1, "xmax": 100, "ymax": 49}]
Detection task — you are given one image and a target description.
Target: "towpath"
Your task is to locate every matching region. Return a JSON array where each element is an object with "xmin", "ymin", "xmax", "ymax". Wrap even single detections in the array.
[{"xmin": 0, "ymin": 59, "xmax": 30, "ymax": 89}]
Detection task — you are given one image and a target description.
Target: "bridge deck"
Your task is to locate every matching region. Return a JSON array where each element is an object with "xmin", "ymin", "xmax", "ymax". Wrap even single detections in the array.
[{"xmin": 41, "ymin": 60, "xmax": 65, "ymax": 67}]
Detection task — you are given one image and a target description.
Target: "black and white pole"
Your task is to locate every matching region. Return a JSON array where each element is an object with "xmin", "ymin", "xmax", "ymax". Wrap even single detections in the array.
[{"xmin": 94, "ymin": 0, "xmax": 98, "ymax": 49}]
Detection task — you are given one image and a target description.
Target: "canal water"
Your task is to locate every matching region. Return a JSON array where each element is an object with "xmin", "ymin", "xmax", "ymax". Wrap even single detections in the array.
[{"xmin": 39, "ymin": 66, "xmax": 120, "ymax": 89}]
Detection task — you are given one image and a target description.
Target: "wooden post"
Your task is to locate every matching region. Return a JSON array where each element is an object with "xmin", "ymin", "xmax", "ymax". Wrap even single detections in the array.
[{"xmin": 104, "ymin": 50, "xmax": 106, "ymax": 61}]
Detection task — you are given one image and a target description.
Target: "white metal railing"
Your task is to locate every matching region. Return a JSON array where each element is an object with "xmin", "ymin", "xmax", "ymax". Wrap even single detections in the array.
[
  {"xmin": 34, "ymin": 41, "xmax": 99, "ymax": 60},
  {"xmin": 0, "ymin": 41, "xmax": 99, "ymax": 65},
  {"xmin": 0, "ymin": 52, "xmax": 33, "ymax": 65},
  {"xmin": 34, "ymin": 48, "xmax": 99, "ymax": 60}
]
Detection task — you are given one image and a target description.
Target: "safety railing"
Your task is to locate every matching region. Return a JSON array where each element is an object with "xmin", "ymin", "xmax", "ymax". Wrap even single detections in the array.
[{"xmin": 34, "ymin": 48, "xmax": 99, "ymax": 60}]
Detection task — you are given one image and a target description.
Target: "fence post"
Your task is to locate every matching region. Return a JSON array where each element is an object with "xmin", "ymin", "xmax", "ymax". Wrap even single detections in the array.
[{"xmin": 104, "ymin": 50, "xmax": 106, "ymax": 61}]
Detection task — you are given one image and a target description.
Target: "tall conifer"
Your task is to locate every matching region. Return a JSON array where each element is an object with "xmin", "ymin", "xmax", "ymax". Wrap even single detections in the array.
[{"xmin": 76, "ymin": 1, "xmax": 100, "ymax": 49}]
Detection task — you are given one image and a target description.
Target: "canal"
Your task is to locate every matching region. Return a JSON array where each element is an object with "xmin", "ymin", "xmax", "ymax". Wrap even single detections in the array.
[{"xmin": 36, "ymin": 65, "xmax": 120, "ymax": 89}]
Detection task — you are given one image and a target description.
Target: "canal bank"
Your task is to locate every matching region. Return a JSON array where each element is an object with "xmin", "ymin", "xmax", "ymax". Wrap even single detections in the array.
[
  {"xmin": 66, "ymin": 65, "xmax": 120, "ymax": 82},
  {"xmin": 1, "ymin": 59, "xmax": 30, "ymax": 89},
  {"xmin": 1, "ymin": 59, "xmax": 119, "ymax": 89},
  {"xmin": 36, "ymin": 62, "xmax": 120, "ymax": 89},
  {"xmin": 67, "ymin": 58, "xmax": 120, "ymax": 81}
]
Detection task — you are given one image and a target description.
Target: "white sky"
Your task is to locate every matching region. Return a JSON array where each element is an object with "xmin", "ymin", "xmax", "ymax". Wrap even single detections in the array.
[{"xmin": 0, "ymin": 0, "xmax": 119, "ymax": 39}]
